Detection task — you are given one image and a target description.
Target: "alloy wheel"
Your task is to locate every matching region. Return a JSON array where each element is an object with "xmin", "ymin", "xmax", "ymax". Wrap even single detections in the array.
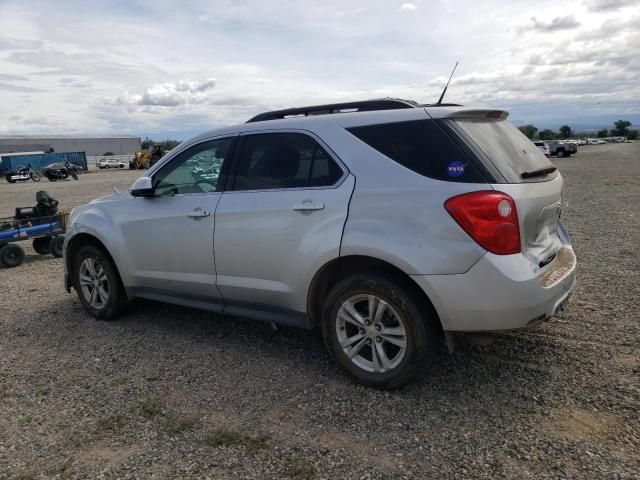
[
  {"xmin": 79, "ymin": 258, "xmax": 110, "ymax": 309},
  {"xmin": 336, "ymin": 294, "xmax": 407, "ymax": 373}
]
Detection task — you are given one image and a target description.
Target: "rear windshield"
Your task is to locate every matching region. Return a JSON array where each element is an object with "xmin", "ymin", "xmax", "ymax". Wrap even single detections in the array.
[{"xmin": 450, "ymin": 119, "xmax": 556, "ymax": 183}]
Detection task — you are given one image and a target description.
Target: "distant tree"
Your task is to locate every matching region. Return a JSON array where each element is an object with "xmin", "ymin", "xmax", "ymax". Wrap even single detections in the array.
[
  {"xmin": 518, "ymin": 124, "xmax": 538, "ymax": 139},
  {"xmin": 611, "ymin": 120, "xmax": 631, "ymax": 137},
  {"xmin": 628, "ymin": 130, "xmax": 638, "ymax": 140},
  {"xmin": 539, "ymin": 129, "xmax": 556, "ymax": 140},
  {"xmin": 141, "ymin": 137, "xmax": 180, "ymax": 151},
  {"xmin": 559, "ymin": 125, "xmax": 572, "ymax": 139},
  {"xmin": 597, "ymin": 129, "xmax": 608, "ymax": 138}
]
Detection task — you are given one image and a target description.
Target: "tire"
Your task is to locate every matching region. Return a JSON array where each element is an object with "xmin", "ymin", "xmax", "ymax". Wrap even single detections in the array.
[
  {"xmin": 30, "ymin": 171, "xmax": 41, "ymax": 182},
  {"xmin": 321, "ymin": 274, "xmax": 439, "ymax": 389},
  {"xmin": 0, "ymin": 244, "xmax": 25, "ymax": 268},
  {"xmin": 119, "ymin": 164, "xmax": 124, "ymax": 168},
  {"xmin": 6, "ymin": 174, "xmax": 16, "ymax": 183},
  {"xmin": 49, "ymin": 236, "xmax": 64, "ymax": 258},
  {"xmin": 72, "ymin": 245, "xmax": 127, "ymax": 320},
  {"xmin": 33, "ymin": 236, "xmax": 52, "ymax": 255},
  {"xmin": 71, "ymin": 170, "xmax": 78, "ymax": 180},
  {"xmin": 556, "ymin": 149, "xmax": 565, "ymax": 158},
  {"xmin": 46, "ymin": 175, "xmax": 57, "ymax": 181}
]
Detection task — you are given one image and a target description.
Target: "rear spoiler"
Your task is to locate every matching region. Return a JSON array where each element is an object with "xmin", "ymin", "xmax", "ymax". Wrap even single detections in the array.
[{"xmin": 444, "ymin": 109, "xmax": 509, "ymax": 119}]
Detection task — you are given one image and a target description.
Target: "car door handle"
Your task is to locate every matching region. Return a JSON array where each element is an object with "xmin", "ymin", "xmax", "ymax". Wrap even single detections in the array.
[
  {"xmin": 292, "ymin": 201, "xmax": 325, "ymax": 211},
  {"xmin": 187, "ymin": 209, "xmax": 210, "ymax": 218}
]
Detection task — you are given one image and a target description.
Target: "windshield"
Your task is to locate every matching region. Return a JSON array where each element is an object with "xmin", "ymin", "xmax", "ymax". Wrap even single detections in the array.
[{"xmin": 450, "ymin": 118, "xmax": 556, "ymax": 183}]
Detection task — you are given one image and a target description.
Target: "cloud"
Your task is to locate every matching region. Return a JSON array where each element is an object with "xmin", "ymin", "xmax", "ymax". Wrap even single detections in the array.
[
  {"xmin": 0, "ymin": 73, "xmax": 28, "ymax": 82},
  {"xmin": 0, "ymin": 0, "xmax": 638, "ymax": 137},
  {"xmin": 525, "ymin": 15, "xmax": 581, "ymax": 32},
  {"xmin": 117, "ymin": 78, "xmax": 217, "ymax": 107},
  {"xmin": 400, "ymin": 3, "xmax": 417, "ymax": 11},
  {"xmin": 586, "ymin": 0, "xmax": 636, "ymax": 11},
  {"xmin": 0, "ymin": 81, "xmax": 43, "ymax": 93}
]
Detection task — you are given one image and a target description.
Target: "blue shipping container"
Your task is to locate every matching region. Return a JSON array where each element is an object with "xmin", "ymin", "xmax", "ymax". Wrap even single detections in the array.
[{"xmin": 0, "ymin": 152, "xmax": 88, "ymax": 174}]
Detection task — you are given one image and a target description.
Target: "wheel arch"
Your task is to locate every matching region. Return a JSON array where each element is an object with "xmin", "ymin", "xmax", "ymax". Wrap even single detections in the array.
[
  {"xmin": 307, "ymin": 255, "xmax": 443, "ymax": 332},
  {"xmin": 65, "ymin": 233, "xmax": 129, "ymax": 299}
]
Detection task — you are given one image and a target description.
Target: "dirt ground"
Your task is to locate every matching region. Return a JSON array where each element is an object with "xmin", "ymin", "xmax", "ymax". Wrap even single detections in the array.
[{"xmin": 0, "ymin": 144, "xmax": 638, "ymax": 479}]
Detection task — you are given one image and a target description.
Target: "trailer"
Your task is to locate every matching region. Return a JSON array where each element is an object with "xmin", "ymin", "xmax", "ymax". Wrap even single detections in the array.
[{"xmin": 0, "ymin": 211, "xmax": 68, "ymax": 268}]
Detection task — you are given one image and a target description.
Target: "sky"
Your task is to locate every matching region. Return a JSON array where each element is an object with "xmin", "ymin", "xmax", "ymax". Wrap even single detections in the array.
[{"xmin": 0, "ymin": 0, "xmax": 639, "ymax": 139}]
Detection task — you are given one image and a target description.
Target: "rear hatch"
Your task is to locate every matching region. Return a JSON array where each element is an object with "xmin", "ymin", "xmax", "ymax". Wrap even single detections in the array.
[{"xmin": 443, "ymin": 115, "xmax": 564, "ymax": 267}]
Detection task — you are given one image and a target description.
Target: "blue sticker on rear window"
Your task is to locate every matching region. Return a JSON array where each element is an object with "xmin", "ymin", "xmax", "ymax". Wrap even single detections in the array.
[{"xmin": 447, "ymin": 161, "xmax": 466, "ymax": 177}]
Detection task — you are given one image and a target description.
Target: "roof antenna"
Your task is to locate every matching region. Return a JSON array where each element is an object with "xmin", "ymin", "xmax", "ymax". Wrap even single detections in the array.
[{"xmin": 435, "ymin": 61, "xmax": 459, "ymax": 106}]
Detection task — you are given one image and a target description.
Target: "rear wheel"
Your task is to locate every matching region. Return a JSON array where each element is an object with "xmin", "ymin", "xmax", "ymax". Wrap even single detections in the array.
[
  {"xmin": 72, "ymin": 245, "xmax": 127, "ymax": 319},
  {"xmin": 322, "ymin": 274, "xmax": 438, "ymax": 389},
  {"xmin": 0, "ymin": 244, "xmax": 25, "ymax": 268},
  {"xmin": 33, "ymin": 236, "xmax": 52, "ymax": 254},
  {"xmin": 49, "ymin": 236, "xmax": 64, "ymax": 258},
  {"xmin": 6, "ymin": 174, "xmax": 16, "ymax": 183}
]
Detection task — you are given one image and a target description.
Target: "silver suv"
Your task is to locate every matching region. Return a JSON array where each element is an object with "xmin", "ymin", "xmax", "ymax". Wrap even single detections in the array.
[{"xmin": 64, "ymin": 99, "xmax": 576, "ymax": 388}]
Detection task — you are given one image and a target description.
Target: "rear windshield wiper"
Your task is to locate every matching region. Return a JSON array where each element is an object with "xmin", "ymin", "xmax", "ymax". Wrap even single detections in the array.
[{"xmin": 521, "ymin": 166, "xmax": 557, "ymax": 179}]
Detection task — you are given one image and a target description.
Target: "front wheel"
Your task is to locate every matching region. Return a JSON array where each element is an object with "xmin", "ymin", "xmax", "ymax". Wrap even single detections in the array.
[
  {"xmin": 322, "ymin": 274, "xmax": 439, "ymax": 389},
  {"xmin": 556, "ymin": 149, "xmax": 565, "ymax": 158},
  {"xmin": 71, "ymin": 170, "xmax": 78, "ymax": 180},
  {"xmin": 72, "ymin": 245, "xmax": 127, "ymax": 320},
  {"xmin": 30, "ymin": 171, "xmax": 41, "ymax": 182}
]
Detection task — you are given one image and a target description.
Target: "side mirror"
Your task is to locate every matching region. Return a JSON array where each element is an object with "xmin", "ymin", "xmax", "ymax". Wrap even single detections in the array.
[{"xmin": 130, "ymin": 176, "xmax": 154, "ymax": 197}]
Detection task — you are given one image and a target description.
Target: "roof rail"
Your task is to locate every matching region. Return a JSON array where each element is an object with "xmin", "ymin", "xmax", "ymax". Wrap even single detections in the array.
[{"xmin": 246, "ymin": 98, "xmax": 420, "ymax": 123}]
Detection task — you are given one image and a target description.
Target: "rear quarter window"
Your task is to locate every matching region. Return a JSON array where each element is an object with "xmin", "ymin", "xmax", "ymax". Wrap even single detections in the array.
[{"xmin": 346, "ymin": 119, "xmax": 487, "ymax": 183}]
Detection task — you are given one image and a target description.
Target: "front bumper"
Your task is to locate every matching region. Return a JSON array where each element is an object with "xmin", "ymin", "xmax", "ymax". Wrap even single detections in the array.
[{"xmin": 411, "ymin": 247, "xmax": 576, "ymax": 332}]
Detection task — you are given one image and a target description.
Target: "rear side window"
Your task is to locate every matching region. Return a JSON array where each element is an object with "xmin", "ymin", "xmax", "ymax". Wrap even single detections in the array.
[
  {"xmin": 450, "ymin": 119, "xmax": 556, "ymax": 183},
  {"xmin": 233, "ymin": 133, "xmax": 343, "ymax": 191},
  {"xmin": 346, "ymin": 119, "xmax": 486, "ymax": 183}
]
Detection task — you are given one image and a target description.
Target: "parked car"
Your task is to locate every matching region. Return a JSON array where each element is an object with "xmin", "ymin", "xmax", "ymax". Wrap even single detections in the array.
[
  {"xmin": 97, "ymin": 158, "xmax": 126, "ymax": 169},
  {"xmin": 586, "ymin": 138, "xmax": 606, "ymax": 145},
  {"xmin": 547, "ymin": 140, "xmax": 577, "ymax": 157},
  {"xmin": 534, "ymin": 141, "xmax": 550, "ymax": 156},
  {"xmin": 64, "ymin": 99, "xmax": 576, "ymax": 389}
]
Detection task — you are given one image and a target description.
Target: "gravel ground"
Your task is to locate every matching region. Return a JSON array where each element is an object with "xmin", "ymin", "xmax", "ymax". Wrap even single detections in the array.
[{"xmin": 0, "ymin": 144, "xmax": 638, "ymax": 479}]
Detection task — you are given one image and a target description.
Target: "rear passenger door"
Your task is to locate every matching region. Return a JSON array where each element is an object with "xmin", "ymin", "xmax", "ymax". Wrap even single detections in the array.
[{"xmin": 214, "ymin": 131, "xmax": 354, "ymax": 317}]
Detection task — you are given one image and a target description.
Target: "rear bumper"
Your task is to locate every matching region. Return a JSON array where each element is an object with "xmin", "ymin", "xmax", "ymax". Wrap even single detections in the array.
[{"xmin": 411, "ymin": 247, "xmax": 576, "ymax": 331}]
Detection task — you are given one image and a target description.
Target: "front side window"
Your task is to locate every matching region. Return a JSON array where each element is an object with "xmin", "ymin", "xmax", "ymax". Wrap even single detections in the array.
[
  {"xmin": 232, "ymin": 133, "xmax": 342, "ymax": 191},
  {"xmin": 153, "ymin": 137, "xmax": 234, "ymax": 196}
]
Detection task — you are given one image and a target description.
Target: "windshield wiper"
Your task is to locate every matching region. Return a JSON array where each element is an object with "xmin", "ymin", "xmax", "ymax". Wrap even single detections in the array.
[{"xmin": 521, "ymin": 166, "xmax": 557, "ymax": 179}]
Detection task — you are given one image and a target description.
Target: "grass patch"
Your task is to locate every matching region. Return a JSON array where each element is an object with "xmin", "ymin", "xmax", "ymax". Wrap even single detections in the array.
[
  {"xmin": 17, "ymin": 415, "xmax": 32, "ymax": 427},
  {"xmin": 164, "ymin": 415, "xmax": 198, "ymax": 435},
  {"xmin": 35, "ymin": 386, "xmax": 50, "ymax": 396},
  {"xmin": 204, "ymin": 429, "xmax": 268, "ymax": 451},
  {"xmin": 286, "ymin": 460, "xmax": 318, "ymax": 480},
  {"xmin": 97, "ymin": 414, "xmax": 128, "ymax": 431},
  {"xmin": 139, "ymin": 399, "xmax": 163, "ymax": 419}
]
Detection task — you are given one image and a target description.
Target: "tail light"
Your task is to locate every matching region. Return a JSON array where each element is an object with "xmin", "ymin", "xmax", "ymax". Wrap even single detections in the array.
[{"xmin": 444, "ymin": 191, "xmax": 520, "ymax": 255}]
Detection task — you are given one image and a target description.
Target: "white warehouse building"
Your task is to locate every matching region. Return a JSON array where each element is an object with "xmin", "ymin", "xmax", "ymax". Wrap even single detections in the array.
[{"xmin": 0, "ymin": 135, "xmax": 141, "ymax": 156}]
